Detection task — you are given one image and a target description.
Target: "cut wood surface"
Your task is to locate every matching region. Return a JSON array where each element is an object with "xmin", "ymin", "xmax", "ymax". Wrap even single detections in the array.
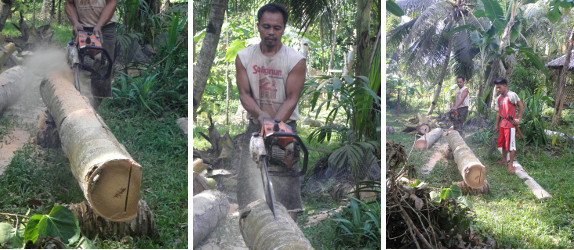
[
  {"xmin": 414, "ymin": 128, "xmax": 443, "ymax": 150},
  {"xmin": 40, "ymin": 70, "xmax": 142, "ymax": 222},
  {"xmin": 445, "ymin": 130, "xmax": 486, "ymax": 189},
  {"xmin": 193, "ymin": 190, "xmax": 230, "ymax": 247},
  {"xmin": 236, "ymin": 133, "xmax": 313, "ymax": 249},
  {"xmin": 0, "ymin": 66, "xmax": 24, "ymax": 113},
  {"xmin": 497, "ymin": 148, "xmax": 552, "ymax": 199},
  {"xmin": 66, "ymin": 200, "xmax": 158, "ymax": 239}
]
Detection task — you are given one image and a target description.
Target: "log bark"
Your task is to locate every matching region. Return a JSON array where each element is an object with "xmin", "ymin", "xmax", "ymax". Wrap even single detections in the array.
[
  {"xmin": 40, "ymin": 70, "xmax": 142, "ymax": 222},
  {"xmin": 0, "ymin": 66, "xmax": 24, "ymax": 113},
  {"xmin": 237, "ymin": 133, "xmax": 313, "ymax": 249},
  {"xmin": 497, "ymin": 148, "xmax": 552, "ymax": 199},
  {"xmin": 193, "ymin": 190, "xmax": 230, "ymax": 247},
  {"xmin": 445, "ymin": 130, "xmax": 486, "ymax": 189},
  {"xmin": 414, "ymin": 128, "xmax": 442, "ymax": 150},
  {"xmin": 545, "ymin": 129, "xmax": 574, "ymax": 141},
  {"xmin": 66, "ymin": 200, "xmax": 158, "ymax": 239}
]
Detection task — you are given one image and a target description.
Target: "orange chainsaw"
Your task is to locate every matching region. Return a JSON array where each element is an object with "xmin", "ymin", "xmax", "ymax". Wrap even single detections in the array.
[
  {"xmin": 66, "ymin": 30, "xmax": 112, "ymax": 94},
  {"xmin": 249, "ymin": 119, "xmax": 308, "ymax": 219}
]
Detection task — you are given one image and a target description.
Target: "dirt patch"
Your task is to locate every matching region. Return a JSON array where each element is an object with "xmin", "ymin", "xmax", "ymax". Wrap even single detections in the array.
[
  {"xmin": 0, "ymin": 128, "xmax": 30, "ymax": 175},
  {"xmin": 420, "ymin": 140, "xmax": 448, "ymax": 177}
]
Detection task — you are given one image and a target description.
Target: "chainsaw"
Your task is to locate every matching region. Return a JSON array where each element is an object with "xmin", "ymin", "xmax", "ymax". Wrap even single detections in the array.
[
  {"xmin": 66, "ymin": 30, "xmax": 112, "ymax": 94},
  {"xmin": 249, "ymin": 119, "xmax": 308, "ymax": 220}
]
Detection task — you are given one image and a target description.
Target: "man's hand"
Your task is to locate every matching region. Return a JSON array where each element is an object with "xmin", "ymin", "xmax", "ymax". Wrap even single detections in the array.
[
  {"xmin": 93, "ymin": 25, "xmax": 103, "ymax": 39},
  {"xmin": 257, "ymin": 111, "xmax": 272, "ymax": 126},
  {"xmin": 73, "ymin": 23, "xmax": 83, "ymax": 36}
]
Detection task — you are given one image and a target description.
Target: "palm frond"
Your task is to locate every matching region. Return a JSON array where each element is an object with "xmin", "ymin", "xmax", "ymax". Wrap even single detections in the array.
[
  {"xmin": 387, "ymin": 18, "xmax": 416, "ymax": 51},
  {"xmin": 396, "ymin": 0, "xmax": 442, "ymax": 17},
  {"xmin": 274, "ymin": 0, "xmax": 331, "ymax": 34},
  {"xmin": 452, "ymin": 29, "xmax": 475, "ymax": 80}
]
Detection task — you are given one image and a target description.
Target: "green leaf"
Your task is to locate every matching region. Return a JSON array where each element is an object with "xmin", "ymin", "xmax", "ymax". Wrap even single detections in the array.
[
  {"xmin": 440, "ymin": 187, "xmax": 450, "ymax": 200},
  {"xmin": 224, "ymin": 39, "xmax": 247, "ymax": 62},
  {"xmin": 546, "ymin": 4, "xmax": 562, "ymax": 23},
  {"xmin": 430, "ymin": 191, "xmax": 441, "ymax": 204},
  {"xmin": 24, "ymin": 206, "xmax": 80, "ymax": 245},
  {"xmin": 386, "ymin": 0, "xmax": 404, "ymax": 16},
  {"xmin": 77, "ymin": 236, "xmax": 97, "ymax": 249},
  {"xmin": 0, "ymin": 223, "xmax": 13, "ymax": 244},
  {"xmin": 449, "ymin": 185, "xmax": 462, "ymax": 198},
  {"xmin": 332, "ymin": 78, "xmax": 342, "ymax": 90},
  {"xmin": 193, "ymin": 29, "xmax": 206, "ymax": 43}
]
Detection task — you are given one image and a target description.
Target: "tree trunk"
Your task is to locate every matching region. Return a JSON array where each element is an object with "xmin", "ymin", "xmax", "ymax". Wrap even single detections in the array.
[
  {"xmin": 551, "ymin": 25, "xmax": 574, "ymax": 125},
  {"xmin": 236, "ymin": 134, "xmax": 313, "ymax": 249},
  {"xmin": 193, "ymin": 190, "xmax": 230, "ymax": 246},
  {"xmin": 192, "ymin": 0, "xmax": 228, "ymax": 121},
  {"xmin": 40, "ymin": 70, "xmax": 143, "ymax": 222},
  {"xmin": 40, "ymin": 0, "xmax": 53, "ymax": 21},
  {"xmin": 396, "ymin": 87, "xmax": 401, "ymax": 112},
  {"xmin": 342, "ymin": 44, "xmax": 355, "ymax": 76},
  {"xmin": 0, "ymin": 0, "xmax": 13, "ymax": 32},
  {"xmin": 328, "ymin": 11, "xmax": 338, "ymax": 74},
  {"xmin": 0, "ymin": 66, "xmax": 24, "ymax": 113},
  {"xmin": 478, "ymin": 2, "xmax": 518, "ymax": 115},
  {"xmin": 427, "ymin": 38, "xmax": 453, "ymax": 115},
  {"xmin": 445, "ymin": 130, "xmax": 486, "ymax": 189},
  {"xmin": 320, "ymin": 16, "xmax": 325, "ymax": 72},
  {"xmin": 57, "ymin": 0, "xmax": 61, "ymax": 23},
  {"xmin": 66, "ymin": 200, "xmax": 158, "ymax": 239},
  {"xmin": 354, "ymin": 0, "xmax": 372, "ymax": 77},
  {"xmin": 414, "ymin": 128, "xmax": 443, "ymax": 150}
]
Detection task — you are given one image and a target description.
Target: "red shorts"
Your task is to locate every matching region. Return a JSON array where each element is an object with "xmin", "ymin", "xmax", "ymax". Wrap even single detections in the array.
[{"xmin": 497, "ymin": 127, "xmax": 516, "ymax": 151}]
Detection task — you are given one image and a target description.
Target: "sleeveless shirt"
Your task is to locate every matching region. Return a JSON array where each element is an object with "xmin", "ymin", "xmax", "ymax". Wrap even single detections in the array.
[
  {"xmin": 495, "ymin": 90, "xmax": 520, "ymax": 128},
  {"xmin": 74, "ymin": 0, "xmax": 118, "ymax": 27},
  {"xmin": 454, "ymin": 86, "xmax": 469, "ymax": 108},
  {"xmin": 237, "ymin": 44, "xmax": 305, "ymax": 122}
]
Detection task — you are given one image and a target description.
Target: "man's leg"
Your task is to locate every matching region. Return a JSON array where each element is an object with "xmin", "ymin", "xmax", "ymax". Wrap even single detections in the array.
[
  {"xmin": 507, "ymin": 128, "xmax": 517, "ymax": 172},
  {"xmin": 90, "ymin": 23, "xmax": 117, "ymax": 110},
  {"xmin": 457, "ymin": 107, "xmax": 468, "ymax": 135},
  {"xmin": 497, "ymin": 128, "xmax": 507, "ymax": 165}
]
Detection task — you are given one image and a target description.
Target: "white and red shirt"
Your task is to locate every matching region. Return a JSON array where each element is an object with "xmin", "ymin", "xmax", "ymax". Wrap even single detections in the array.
[
  {"xmin": 495, "ymin": 90, "xmax": 520, "ymax": 128},
  {"xmin": 237, "ymin": 44, "xmax": 305, "ymax": 122},
  {"xmin": 74, "ymin": 0, "xmax": 118, "ymax": 27}
]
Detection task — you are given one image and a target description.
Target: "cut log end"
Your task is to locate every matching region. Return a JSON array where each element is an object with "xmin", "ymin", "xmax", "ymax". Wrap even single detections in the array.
[
  {"xmin": 414, "ymin": 140, "xmax": 427, "ymax": 150},
  {"xmin": 464, "ymin": 164, "xmax": 486, "ymax": 189},
  {"xmin": 87, "ymin": 159, "xmax": 143, "ymax": 222}
]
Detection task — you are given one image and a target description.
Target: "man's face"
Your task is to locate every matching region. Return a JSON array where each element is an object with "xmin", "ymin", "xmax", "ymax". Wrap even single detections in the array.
[
  {"xmin": 495, "ymin": 84, "xmax": 507, "ymax": 95},
  {"xmin": 456, "ymin": 78, "xmax": 465, "ymax": 88},
  {"xmin": 257, "ymin": 12, "xmax": 285, "ymax": 48}
]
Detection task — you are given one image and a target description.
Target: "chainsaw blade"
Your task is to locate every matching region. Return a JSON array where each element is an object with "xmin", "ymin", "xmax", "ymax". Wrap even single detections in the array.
[
  {"xmin": 261, "ymin": 158, "xmax": 276, "ymax": 220},
  {"xmin": 73, "ymin": 64, "xmax": 81, "ymax": 94}
]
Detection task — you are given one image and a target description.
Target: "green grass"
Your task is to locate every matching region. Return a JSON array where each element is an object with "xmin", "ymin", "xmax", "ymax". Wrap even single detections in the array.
[{"xmin": 387, "ymin": 107, "xmax": 574, "ymax": 248}]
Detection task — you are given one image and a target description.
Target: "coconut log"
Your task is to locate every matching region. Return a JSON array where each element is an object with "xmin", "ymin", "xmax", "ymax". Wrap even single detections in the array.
[
  {"xmin": 414, "ymin": 128, "xmax": 443, "ymax": 150},
  {"xmin": 497, "ymin": 148, "xmax": 552, "ymax": 199},
  {"xmin": 545, "ymin": 129, "xmax": 574, "ymax": 141},
  {"xmin": 237, "ymin": 134, "xmax": 313, "ymax": 249},
  {"xmin": 40, "ymin": 70, "xmax": 142, "ymax": 222},
  {"xmin": 0, "ymin": 66, "xmax": 24, "ymax": 113},
  {"xmin": 445, "ymin": 130, "xmax": 486, "ymax": 189},
  {"xmin": 66, "ymin": 200, "xmax": 158, "ymax": 239},
  {"xmin": 193, "ymin": 190, "xmax": 230, "ymax": 246}
]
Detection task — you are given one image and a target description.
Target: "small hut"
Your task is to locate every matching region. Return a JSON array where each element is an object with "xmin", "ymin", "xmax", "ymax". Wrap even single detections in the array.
[{"xmin": 546, "ymin": 51, "xmax": 574, "ymax": 105}]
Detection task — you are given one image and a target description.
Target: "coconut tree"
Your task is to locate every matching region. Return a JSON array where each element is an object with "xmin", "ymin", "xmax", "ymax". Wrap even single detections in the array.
[{"xmin": 388, "ymin": 0, "xmax": 483, "ymax": 115}]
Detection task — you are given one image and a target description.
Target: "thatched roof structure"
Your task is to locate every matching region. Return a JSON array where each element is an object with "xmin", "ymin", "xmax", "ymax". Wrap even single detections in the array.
[{"xmin": 546, "ymin": 51, "xmax": 574, "ymax": 70}]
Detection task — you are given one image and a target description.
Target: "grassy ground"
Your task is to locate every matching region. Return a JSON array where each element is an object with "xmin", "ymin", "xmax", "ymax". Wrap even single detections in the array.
[{"xmin": 387, "ymin": 106, "xmax": 574, "ymax": 248}]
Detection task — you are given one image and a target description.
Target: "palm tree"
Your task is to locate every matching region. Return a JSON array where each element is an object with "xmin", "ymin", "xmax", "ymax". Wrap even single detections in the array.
[{"xmin": 388, "ymin": 0, "xmax": 482, "ymax": 115}]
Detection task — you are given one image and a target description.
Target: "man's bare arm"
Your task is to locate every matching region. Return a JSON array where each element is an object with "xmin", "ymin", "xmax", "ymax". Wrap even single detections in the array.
[
  {"xmin": 235, "ymin": 56, "xmax": 270, "ymax": 125},
  {"xmin": 93, "ymin": 0, "xmax": 117, "ymax": 38},
  {"xmin": 274, "ymin": 59, "xmax": 306, "ymax": 122},
  {"xmin": 65, "ymin": 0, "xmax": 83, "ymax": 36},
  {"xmin": 515, "ymin": 100, "xmax": 524, "ymax": 124}
]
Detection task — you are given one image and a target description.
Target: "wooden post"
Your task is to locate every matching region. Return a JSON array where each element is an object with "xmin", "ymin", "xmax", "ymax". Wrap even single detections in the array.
[
  {"xmin": 0, "ymin": 66, "xmax": 24, "ymax": 113},
  {"xmin": 40, "ymin": 70, "xmax": 142, "ymax": 222},
  {"xmin": 414, "ymin": 128, "xmax": 442, "ymax": 150},
  {"xmin": 445, "ymin": 130, "xmax": 486, "ymax": 189}
]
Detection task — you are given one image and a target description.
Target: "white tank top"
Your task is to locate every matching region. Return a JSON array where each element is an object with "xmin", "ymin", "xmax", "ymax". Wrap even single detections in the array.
[
  {"xmin": 455, "ymin": 86, "xmax": 469, "ymax": 108},
  {"xmin": 74, "ymin": 0, "xmax": 118, "ymax": 27},
  {"xmin": 237, "ymin": 44, "xmax": 305, "ymax": 122}
]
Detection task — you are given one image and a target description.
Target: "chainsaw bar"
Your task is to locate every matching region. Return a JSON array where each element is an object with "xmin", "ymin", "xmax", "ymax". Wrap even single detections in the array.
[{"xmin": 261, "ymin": 157, "xmax": 277, "ymax": 220}]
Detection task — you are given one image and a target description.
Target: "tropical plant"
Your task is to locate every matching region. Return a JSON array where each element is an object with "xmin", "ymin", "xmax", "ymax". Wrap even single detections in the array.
[
  {"xmin": 332, "ymin": 195, "xmax": 381, "ymax": 249},
  {"xmin": 0, "ymin": 206, "xmax": 95, "ymax": 249},
  {"xmin": 388, "ymin": 0, "xmax": 483, "ymax": 115},
  {"xmin": 518, "ymin": 89, "xmax": 553, "ymax": 147}
]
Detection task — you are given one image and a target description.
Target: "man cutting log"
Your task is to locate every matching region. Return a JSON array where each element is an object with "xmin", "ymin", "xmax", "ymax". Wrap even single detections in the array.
[
  {"xmin": 235, "ymin": 3, "xmax": 306, "ymax": 221},
  {"xmin": 494, "ymin": 77, "xmax": 524, "ymax": 173}
]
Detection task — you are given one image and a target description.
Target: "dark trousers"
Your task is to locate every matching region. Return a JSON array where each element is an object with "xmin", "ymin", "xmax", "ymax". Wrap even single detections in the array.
[
  {"xmin": 82, "ymin": 23, "xmax": 117, "ymax": 102},
  {"xmin": 454, "ymin": 106, "xmax": 469, "ymax": 134}
]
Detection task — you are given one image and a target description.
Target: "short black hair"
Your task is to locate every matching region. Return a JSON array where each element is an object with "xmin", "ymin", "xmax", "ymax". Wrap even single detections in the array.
[
  {"xmin": 257, "ymin": 3, "xmax": 288, "ymax": 25},
  {"xmin": 494, "ymin": 77, "xmax": 507, "ymax": 85},
  {"xmin": 457, "ymin": 76, "xmax": 465, "ymax": 81}
]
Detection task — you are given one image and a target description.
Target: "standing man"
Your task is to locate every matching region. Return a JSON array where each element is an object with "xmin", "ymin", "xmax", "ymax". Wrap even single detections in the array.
[
  {"xmin": 451, "ymin": 76, "xmax": 469, "ymax": 135},
  {"xmin": 236, "ymin": 3, "xmax": 306, "ymax": 221},
  {"xmin": 494, "ymin": 77, "xmax": 524, "ymax": 172},
  {"xmin": 66, "ymin": 0, "xmax": 118, "ymax": 109}
]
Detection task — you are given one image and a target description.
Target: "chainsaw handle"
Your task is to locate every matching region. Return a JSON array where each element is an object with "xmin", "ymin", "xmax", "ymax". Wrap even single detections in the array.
[
  {"xmin": 263, "ymin": 132, "xmax": 308, "ymax": 177},
  {"xmin": 78, "ymin": 45, "xmax": 113, "ymax": 79}
]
